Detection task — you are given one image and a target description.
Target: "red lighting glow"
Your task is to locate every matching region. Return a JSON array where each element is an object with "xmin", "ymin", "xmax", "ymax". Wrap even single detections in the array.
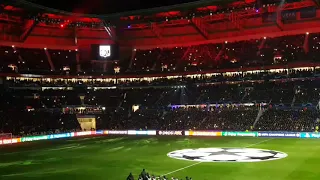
[{"xmin": 60, "ymin": 24, "xmax": 64, "ymax": 28}]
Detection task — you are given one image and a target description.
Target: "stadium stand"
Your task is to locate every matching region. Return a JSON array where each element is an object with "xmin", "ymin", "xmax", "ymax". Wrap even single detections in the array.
[
  {"xmin": 1, "ymin": 33, "xmax": 320, "ymax": 74},
  {"xmin": 1, "ymin": 68, "xmax": 320, "ymax": 135},
  {"xmin": 131, "ymin": 34, "xmax": 319, "ymax": 73}
]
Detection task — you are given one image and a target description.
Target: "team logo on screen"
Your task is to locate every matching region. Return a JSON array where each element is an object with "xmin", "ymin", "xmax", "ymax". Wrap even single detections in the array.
[
  {"xmin": 99, "ymin": 45, "xmax": 111, "ymax": 58},
  {"xmin": 167, "ymin": 148, "xmax": 287, "ymax": 162}
]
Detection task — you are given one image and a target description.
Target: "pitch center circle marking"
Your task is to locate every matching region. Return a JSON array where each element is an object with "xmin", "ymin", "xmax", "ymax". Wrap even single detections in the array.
[{"xmin": 167, "ymin": 148, "xmax": 288, "ymax": 162}]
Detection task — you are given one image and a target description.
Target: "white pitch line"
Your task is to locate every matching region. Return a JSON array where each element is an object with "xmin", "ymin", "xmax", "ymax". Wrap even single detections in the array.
[
  {"xmin": 162, "ymin": 161, "xmax": 203, "ymax": 176},
  {"xmin": 162, "ymin": 138, "xmax": 274, "ymax": 176},
  {"xmin": 1, "ymin": 144, "xmax": 82, "ymax": 155},
  {"xmin": 47, "ymin": 145, "xmax": 82, "ymax": 151},
  {"xmin": 245, "ymin": 138, "xmax": 274, "ymax": 148}
]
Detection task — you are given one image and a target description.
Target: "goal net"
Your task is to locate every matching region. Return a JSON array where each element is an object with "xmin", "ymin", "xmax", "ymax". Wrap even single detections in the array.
[{"xmin": 0, "ymin": 133, "xmax": 13, "ymax": 140}]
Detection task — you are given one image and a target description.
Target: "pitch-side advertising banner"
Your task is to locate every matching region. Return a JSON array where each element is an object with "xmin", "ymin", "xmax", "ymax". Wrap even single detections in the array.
[
  {"xmin": 2, "ymin": 130, "xmax": 320, "ymax": 146},
  {"xmin": 11, "ymin": 138, "xmax": 21, "ymax": 144},
  {"xmin": 300, "ymin": 132, "xmax": 320, "ymax": 138},
  {"xmin": 157, "ymin": 131, "xmax": 184, "ymax": 136},
  {"xmin": 96, "ymin": 130, "xmax": 104, "ymax": 134},
  {"xmin": 21, "ymin": 135, "xmax": 48, "ymax": 142},
  {"xmin": 0, "ymin": 138, "xmax": 21, "ymax": 144},
  {"xmin": 2, "ymin": 139, "xmax": 12, "ymax": 144},
  {"xmin": 47, "ymin": 133, "xmax": 73, "ymax": 139},
  {"xmin": 258, "ymin": 132, "xmax": 300, "ymax": 138},
  {"xmin": 188, "ymin": 131, "xmax": 222, "ymax": 136},
  {"xmin": 105, "ymin": 130, "xmax": 128, "ymax": 135},
  {"xmin": 75, "ymin": 131, "xmax": 94, "ymax": 136},
  {"xmin": 222, "ymin": 131, "xmax": 258, "ymax": 137},
  {"xmin": 128, "ymin": 130, "xmax": 156, "ymax": 135}
]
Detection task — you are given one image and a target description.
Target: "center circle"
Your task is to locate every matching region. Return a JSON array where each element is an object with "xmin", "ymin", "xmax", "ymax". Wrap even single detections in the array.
[{"xmin": 167, "ymin": 148, "xmax": 288, "ymax": 162}]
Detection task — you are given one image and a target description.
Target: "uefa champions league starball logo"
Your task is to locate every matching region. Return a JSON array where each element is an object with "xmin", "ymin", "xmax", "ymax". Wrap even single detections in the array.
[{"xmin": 167, "ymin": 148, "xmax": 288, "ymax": 162}]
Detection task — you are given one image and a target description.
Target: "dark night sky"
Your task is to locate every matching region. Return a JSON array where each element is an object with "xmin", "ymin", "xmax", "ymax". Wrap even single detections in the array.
[{"xmin": 24, "ymin": 0, "xmax": 201, "ymax": 14}]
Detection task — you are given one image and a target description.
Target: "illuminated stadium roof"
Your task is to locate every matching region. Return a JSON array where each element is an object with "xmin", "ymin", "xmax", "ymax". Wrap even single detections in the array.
[
  {"xmin": 1, "ymin": 0, "xmax": 319, "ymax": 48},
  {"xmin": 20, "ymin": 0, "xmax": 205, "ymax": 15},
  {"xmin": 8, "ymin": 0, "xmax": 260, "ymax": 18}
]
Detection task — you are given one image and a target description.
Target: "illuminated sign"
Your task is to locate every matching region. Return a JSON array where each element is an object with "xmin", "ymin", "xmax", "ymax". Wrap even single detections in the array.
[
  {"xmin": 2, "ymin": 139, "xmax": 12, "ymax": 144},
  {"xmin": 2, "ymin": 130, "xmax": 320, "ymax": 147},
  {"xmin": 258, "ymin": 132, "xmax": 300, "ymax": 138},
  {"xmin": 21, "ymin": 135, "xmax": 48, "ymax": 142},
  {"xmin": 190, "ymin": 131, "xmax": 222, "ymax": 136},
  {"xmin": 158, "ymin": 131, "xmax": 183, "ymax": 136},
  {"xmin": 107, "ymin": 130, "xmax": 128, "ymax": 135},
  {"xmin": 99, "ymin": 45, "xmax": 111, "ymax": 58},
  {"xmin": 11, "ymin": 138, "xmax": 20, "ymax": 143},
  {"xmin": 48, "ymin": 133, "xmax": 72, "ymax": 139},
  {"xmin": 75, "ymin": 131, "xmax": 92, "ymax": 136},
  {"xmin": 300, "ymin": 132, "xmax": 320, "ymax": 138},
  {"xmin": 135, "ymin": 131, "xmax": 148, "ymax": 135},
  {"xmin": 222, "ymin": 132, "xmax": 258, "ymax": 137},
  {"xmin": 96, "ymin": 130, "xmax": 104, "ymax": 134},
  {"xmin": 128, "ymin": 130, "xmax": 156, "ymax": 135}
]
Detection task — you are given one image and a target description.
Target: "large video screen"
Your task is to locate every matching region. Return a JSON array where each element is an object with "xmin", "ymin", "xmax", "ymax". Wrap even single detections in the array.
[{"xmin": 91, "ymin": 44, "xmax": 119, "ymax": 61}]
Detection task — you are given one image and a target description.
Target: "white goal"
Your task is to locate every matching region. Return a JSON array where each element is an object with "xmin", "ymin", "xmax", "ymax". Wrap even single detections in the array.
[{"xmin": 0, "ymin": 133, "xmax": 13, "ymax": 140}]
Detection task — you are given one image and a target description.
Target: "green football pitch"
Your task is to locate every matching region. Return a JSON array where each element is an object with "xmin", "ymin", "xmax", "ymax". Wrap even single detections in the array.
[{"xmin": 0, "ymin": 136, "xmax": 320, "ymax": 180}]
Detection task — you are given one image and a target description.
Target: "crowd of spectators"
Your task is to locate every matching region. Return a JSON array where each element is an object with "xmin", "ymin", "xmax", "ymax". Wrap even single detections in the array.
[
  {"xmin": 4, "ymin": 66, "xmax": 320, "ymax": 89},
  {"xmin": 0, "ymin": 46, "xmax": 77, "ymax": 74},
  {"xmin": 125, "ymin": 106, "xmax": 319, "ymax": 132},
  {"xmin": 7, "ymin": 78, "xmax": 320, "ymax": 108},
  {"xmin": 0, "ymin": 76, "xmax": 319, "ymax": 135},
  {"xmin": 131, "ymin": 33, "xmax": 320, "ymax": 73},
  {"xmin": 1, "ymin": 33, "xmax": 320, "ymax": 74}
]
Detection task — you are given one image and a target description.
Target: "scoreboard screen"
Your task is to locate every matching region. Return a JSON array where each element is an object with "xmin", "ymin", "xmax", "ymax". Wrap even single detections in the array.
[
  {"xmin": 91, "ymin": 44, "xmax": 119, "ymax": 61},
  {"xmin": 99, "ymin": 45, "xmax": 111, "ymax": 58}
]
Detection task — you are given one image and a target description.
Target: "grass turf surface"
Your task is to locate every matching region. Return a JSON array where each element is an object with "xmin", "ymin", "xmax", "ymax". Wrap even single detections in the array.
[{"xmin": 0, "ymin": 136, "xmax": 319, "ymax": 180}]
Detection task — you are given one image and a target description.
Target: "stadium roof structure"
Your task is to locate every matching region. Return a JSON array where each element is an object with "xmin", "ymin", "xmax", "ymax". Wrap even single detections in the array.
[
  {"xmin": 18, "ymin": 0, "xmax": 227, "ymax": 15},
  {"xmin": 9, "ymin": 0, "xmax": 257, "ymax": 19},
  {"xmin": 1, "ymin": 0, "xmax": 320, "ymax": 48}
]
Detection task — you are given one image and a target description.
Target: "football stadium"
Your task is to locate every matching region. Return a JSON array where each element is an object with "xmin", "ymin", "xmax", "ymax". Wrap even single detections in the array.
[{"xmin": 0, "ymin": 0, "xmax": 320, "ymax": 179}]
